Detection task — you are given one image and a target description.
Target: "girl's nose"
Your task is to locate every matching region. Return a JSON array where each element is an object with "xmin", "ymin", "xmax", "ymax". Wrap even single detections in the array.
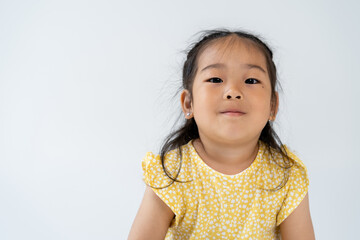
[
  {"xmin": 226, "ymin": 94, "xmax": 241, "ymax": 100},
  {"xmin": 223, "ymin": 88, "xmax": 242, "ymax": 100}
]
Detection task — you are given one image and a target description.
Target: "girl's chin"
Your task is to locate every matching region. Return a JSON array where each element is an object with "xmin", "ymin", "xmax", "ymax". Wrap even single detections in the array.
[{"xmin": 214, "ymin": 135, "xmax": 252, "ymax": 143}]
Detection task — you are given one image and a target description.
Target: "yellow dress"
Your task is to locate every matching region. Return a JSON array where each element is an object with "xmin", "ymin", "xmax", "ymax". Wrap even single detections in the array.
[{"xmin": 142, "ymin": 139, "xmax": 309, "ymax": 239}]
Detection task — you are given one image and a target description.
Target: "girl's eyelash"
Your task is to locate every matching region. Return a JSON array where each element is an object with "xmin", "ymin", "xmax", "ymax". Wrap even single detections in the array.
[
  {"xmin": 245, "ymin": 78, "xmax": 260, "ymax": 84},
  {"xmin": 207, "ymin": 78, "xmax": 260, "ymax": 84},
  {"xmin": 207, "ymin": 77, "xmax": 223, "ymax": 83}
]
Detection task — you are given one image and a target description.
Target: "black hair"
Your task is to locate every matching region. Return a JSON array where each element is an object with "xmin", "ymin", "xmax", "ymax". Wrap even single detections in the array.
[{"xmin": 153, "ymin": 29, "xmax": 294, "ymax": 191}]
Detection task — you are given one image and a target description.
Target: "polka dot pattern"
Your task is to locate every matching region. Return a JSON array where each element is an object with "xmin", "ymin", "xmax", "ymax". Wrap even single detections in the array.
[{"xmin": 141, "ymin": 140, "xmax": 309, "ymax": 239}]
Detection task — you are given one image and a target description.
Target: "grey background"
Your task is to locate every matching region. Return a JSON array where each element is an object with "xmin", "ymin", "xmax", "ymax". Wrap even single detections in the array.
[{"xmin": 1, "ymin": 0, "xmax": 359, "ymax": 239}]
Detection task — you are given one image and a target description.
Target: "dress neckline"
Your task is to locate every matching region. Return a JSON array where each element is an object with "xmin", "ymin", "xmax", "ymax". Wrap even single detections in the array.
[{"xmin": 188, "ymin": 139, "xmax": 263, "ymax": 178}]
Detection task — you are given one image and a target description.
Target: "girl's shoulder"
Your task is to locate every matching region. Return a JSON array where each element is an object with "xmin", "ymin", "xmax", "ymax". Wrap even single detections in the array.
[
  {"xmin": 140, "ymin": 142, "xmax": 195, "ymax": 227},
  {"xmin": 141, "ymin": 141, "xmax": 194, "ymax": 188},
  {"xmin": 282, "ymin": 144, "xmax": 307, "ymax": 169},
  {"xmin": 257, "ymin": 141, "xmax": 309, "ymax": 191},
  {"xmin": 270, "ymin": 144, "xmax": 310, "ymax": 226},
  {"xmin": 282, "ymin": 144, "xmax": 309, "ymax": 186},
  {"xmin": 281, "ymin": 144, "xmax": 309, "ymax": 183},
  {"xmin": 260, "ymin": 141, "xmax": 308, "ymax": 171}
]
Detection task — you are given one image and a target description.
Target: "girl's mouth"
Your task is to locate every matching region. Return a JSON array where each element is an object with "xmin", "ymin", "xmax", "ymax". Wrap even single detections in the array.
[{"xmin": 221, "ymin": 111, "xmax": 245, "ymax": 116}]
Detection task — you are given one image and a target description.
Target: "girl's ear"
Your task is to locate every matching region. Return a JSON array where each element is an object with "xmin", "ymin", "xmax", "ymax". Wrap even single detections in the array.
[
  {"xmin": 270, "ymin": 91, "xmax": 279, "ymax": 121},
  {"xmin": 180, "ymin": 89, "xmax": 193, "ymax": 119}
]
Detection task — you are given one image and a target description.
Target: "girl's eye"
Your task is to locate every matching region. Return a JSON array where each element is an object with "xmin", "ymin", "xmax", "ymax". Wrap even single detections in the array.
[
  {"xmin": 245, "ymin": 78, "xmax": 259, "ymax": 84},
  {"xmin": 207, "ymin": 77, "xmax": 223, "ymax": 83}
]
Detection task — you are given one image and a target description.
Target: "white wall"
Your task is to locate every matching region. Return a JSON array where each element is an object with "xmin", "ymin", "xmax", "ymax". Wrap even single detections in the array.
[{"xmin": 1, "ymin": 0, "xmax": 359, "ymax": 239}]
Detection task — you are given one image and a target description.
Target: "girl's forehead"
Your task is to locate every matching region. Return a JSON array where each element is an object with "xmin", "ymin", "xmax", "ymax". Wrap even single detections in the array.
[{"xmin": 197, "ymin": 36, "xmax": 267, "ymax": 68}]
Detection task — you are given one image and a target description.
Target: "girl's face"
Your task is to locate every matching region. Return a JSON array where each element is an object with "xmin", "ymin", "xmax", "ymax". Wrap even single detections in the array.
[{"xmin": 182, "ymin": 36, "xmax": 278, "ymax": 145}]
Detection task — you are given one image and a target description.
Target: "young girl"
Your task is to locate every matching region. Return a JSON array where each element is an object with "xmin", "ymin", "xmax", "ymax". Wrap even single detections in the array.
[{"xmin": 128, "ymin": 29, "xmax": 315, "ymax": 240}]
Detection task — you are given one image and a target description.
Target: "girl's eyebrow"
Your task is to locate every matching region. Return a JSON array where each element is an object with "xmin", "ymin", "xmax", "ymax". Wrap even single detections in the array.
[{"xmin": 201, "ymin": 63, "xmax": 266, "ymax": 74}]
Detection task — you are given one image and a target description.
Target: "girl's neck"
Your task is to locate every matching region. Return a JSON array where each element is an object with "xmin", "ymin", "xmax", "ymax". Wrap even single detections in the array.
[{"xmin": 193, "ymin": 137, "xmax": 259, "ymax": 175}]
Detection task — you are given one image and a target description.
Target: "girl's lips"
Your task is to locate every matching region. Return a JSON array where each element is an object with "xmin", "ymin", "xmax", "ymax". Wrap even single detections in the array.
[{"xmin": 221, "ymin": 111, "xmax": 245, "ymax": 116}]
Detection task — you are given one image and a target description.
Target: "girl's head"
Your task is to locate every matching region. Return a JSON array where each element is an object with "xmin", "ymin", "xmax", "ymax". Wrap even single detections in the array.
[
  {"xmin": 180, "ymin": 31, "xmax": 279, "ymax": 144},
  {"xmin": 159, "ymin": 29, "xmax": 292, "ymax": 190}
]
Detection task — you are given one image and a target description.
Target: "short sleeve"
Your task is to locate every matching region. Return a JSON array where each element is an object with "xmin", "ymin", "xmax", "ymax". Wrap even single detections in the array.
[
  {"xmin": 276, "ymin": 147, "xmax": 309, "ymax": 226},
  {"xmin": 141, "ymin": 151, "xmax": 186, "ymax": 226}
]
